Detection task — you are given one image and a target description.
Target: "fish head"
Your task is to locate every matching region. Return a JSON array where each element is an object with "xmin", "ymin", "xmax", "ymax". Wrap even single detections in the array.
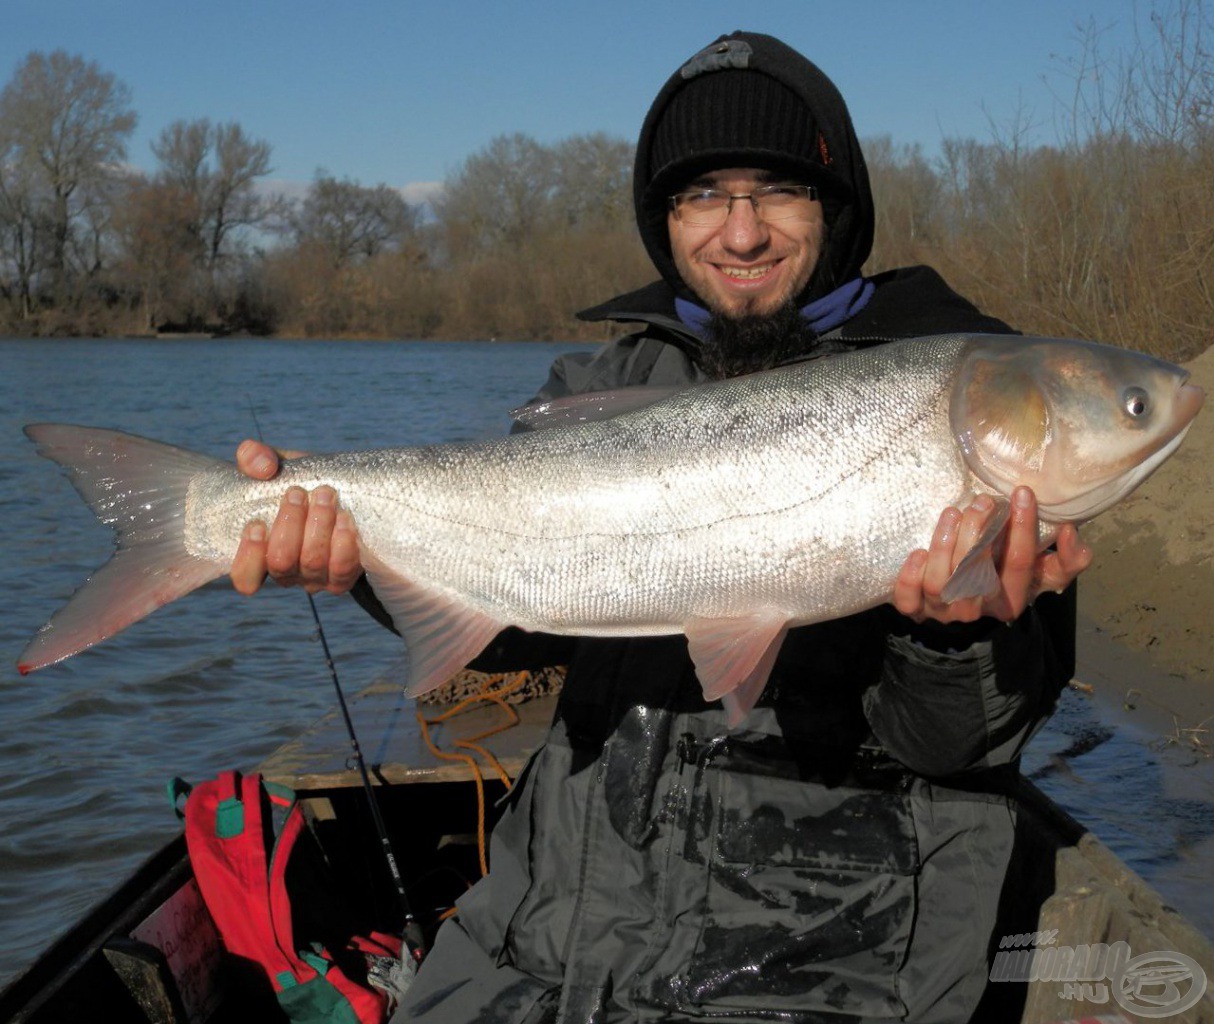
[{"xmin": 951, "ymin": 336, "xmax": 1204, "ymax": 523}]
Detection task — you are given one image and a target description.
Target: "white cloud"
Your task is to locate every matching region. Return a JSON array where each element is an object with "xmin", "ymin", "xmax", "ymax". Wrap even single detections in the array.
[
  {"xmin": 260, "ymin": 178, "xmax": 310, "ymax": 204},
  {"xmin": 399, "ymin": 181, "xmax": 443, "ymax": 207},
  {"xmin": 257, "ymin": 177, "xmax": 444, "ymax": 211}
]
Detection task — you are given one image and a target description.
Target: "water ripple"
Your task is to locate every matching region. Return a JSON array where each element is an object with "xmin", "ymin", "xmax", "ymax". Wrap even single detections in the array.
[{"xmin": 0, "ymin": 337, "xmax": 586, "ymax": 987}]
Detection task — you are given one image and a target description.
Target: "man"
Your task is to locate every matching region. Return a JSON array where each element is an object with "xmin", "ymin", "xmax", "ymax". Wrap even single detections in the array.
[{"xmin": 234, "ymin": 32, "xmax": 1090, "ymax": 1023}]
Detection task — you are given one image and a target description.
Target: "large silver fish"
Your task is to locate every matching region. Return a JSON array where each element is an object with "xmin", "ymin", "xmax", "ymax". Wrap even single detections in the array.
[{"xmin": 18, "ymin": 334, "xmax": 1204, "ymax": 722}]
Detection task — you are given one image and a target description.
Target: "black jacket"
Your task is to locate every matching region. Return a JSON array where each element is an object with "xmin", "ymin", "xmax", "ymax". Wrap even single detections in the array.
[
  {"xmin": 471, "ymin": 267, "xmax": 1074, "ymax": 777},
  {"xmin": 392, "ymin": 270, "xmax": 1076, "ymax": 1024}
]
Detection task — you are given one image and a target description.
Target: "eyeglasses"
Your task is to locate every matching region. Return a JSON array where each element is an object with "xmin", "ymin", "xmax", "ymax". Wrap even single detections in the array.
[{"xmin": 668, "ymin": 184, "xmax": 819, "ymax": 227}]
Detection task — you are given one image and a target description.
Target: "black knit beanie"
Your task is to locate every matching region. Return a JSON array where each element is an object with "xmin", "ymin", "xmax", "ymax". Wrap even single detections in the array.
[{"xmin": 635, "ymin": 32, "xmax": 875, "ymax": 305}]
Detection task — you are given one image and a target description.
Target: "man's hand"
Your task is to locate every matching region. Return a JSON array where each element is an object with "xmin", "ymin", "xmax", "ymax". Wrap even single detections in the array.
[
  {"xmin": 892, "ymin": 486, "xmax": 1093, "ymax": 625},
  {"xmin": 229, "ymin": 439, "xmax": 363, "ymax": 596}
]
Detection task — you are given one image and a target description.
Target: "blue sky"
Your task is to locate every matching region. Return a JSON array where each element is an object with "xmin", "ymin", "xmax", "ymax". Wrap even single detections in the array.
[{"xmin": 4, "ymin": 1, "xmax": 1149, "ymax": 201}]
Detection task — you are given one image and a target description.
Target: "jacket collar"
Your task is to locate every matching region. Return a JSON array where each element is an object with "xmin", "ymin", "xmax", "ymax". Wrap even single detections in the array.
[
  {"xmin": 576, "ymin": 279, "xmax": 684, "ymax": 330},
  {"xmin": 575, "ymin": 276, "xmax": 875, "ymax": 372},
  {"xmin": 576, "ymin": 280, "xmax": 708, "ymax": 363}
]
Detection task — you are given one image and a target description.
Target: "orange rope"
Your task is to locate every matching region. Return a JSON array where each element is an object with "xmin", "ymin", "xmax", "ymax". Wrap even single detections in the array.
[{"xmin": 416, "ymin": 672, "xmax": 529, "ymax": 878}]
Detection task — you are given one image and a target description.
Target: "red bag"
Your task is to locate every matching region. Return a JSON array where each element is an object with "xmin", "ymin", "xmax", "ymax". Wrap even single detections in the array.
[{"xmin": 174, "ymin": 770, "xmax": 401, "ymax": 1023}]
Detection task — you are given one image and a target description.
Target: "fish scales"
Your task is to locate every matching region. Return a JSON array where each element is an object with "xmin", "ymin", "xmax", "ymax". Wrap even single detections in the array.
[
  {"xmin": 185, "ymin": 336, "xmax": 972, "ymax": 635},
  {"xmin": 20, "ymin": 333, "xmax": 1203, "ymax": 721}
]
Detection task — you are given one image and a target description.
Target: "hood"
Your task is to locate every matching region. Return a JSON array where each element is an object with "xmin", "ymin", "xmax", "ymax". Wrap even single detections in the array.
[{"xmin": 633, "ymin": 31, "xmax": 875, "ymax": 306}]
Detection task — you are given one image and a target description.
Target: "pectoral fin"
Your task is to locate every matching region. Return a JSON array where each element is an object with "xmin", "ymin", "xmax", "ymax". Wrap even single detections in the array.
[
  {"xmin": 940, "ymin": 497, "xmax": 1011, "ymax": 603},
  {"xmin": 361, "ymin": 552, "xmax": 505, "ymax": 696},
  {"xmin": 685, "ymin": 615, "xmax": 789, "ymax": 727}
]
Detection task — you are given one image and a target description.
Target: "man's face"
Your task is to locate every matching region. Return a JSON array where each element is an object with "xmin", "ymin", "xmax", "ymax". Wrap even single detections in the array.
[{"xmin": 668, "ymin": 167, "xmax": 825, "ymax": 318}]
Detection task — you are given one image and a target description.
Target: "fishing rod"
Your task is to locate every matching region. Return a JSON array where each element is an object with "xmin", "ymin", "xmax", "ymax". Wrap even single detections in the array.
[
  {"xmin": 303, "ymin": 591, "xmax": 426, "ymax": 963},
  {"xmin": 247, "ymin": 408, "xmax": 425, "ymax": 964}
]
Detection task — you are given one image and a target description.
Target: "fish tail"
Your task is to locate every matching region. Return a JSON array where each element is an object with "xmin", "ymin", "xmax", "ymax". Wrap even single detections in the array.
[{"xmin": 18, "ymin": 424, "xmax": 229, "ymax": 674}]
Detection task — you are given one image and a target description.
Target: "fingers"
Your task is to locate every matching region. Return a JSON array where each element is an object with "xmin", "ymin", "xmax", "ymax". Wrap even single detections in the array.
[
  {"xmin": 236, "ymin": 439, "xmax": 280, "ymax": 479},
  {"xmin": 230, "ymin": 442, "xmax": 360, "ymax": 596},
  {"xmin": 327, "ymin": 511, "xmax": 364, "ymax": 593},
  {"xmin": 923, "ymin": 498, "xmax": 998, "ymax": 623},
  {"xmin": 1058, "ymin": 525, "xmax": 1094, "ymax": 581},
  {"xmin": 921, "ymin": 506, "xmax": 963, "ymax": 600},
  {"xmin": 892, "ymin": 548, "xmax": 930, "ymax": 619},
  {"xmin": 290, "ymin": 487, "xmax": 362, "ymax": 594},
  {"xmin": 1035, "ymin": 524, "xmax": 1094, "ymax": 596},
  {"xmin": 231, "ymin": 485, "xmax": 362, "ymax": 596},
  {"xmin": 231, "ymin": 439, "xmax": 277, "ymax": 594},
  {"xmin": 264, "ymin": 486, "xmax": 331, "ymax": 592},
  {"xmin": 893, "ymin": 498, "xmax": 992, "ymax": 623},
  {"xmin": 265, "ymin": 487, "xmax": 311, "ymax": 585},
  {"xmin": 297, "ymin": 486, "xmax": 338, "ymax": 583},
  {"xmin": 230, "ymin": 520, "xmax": 269, "ymax": 595},
  {"xmin": 989, "ymin": 492, "xmax": 1091, "ymax": 619},
  {"xmin": 992, "ymin": 486, "xmax": 1039, "ymax": 621},
  {"xmin": 953, "ymin": 498, "xmax": 990, "ymax": 569},
  {"xmin": 896, "ymin": 486, "xmax": 1096, "ymax": 631},
  {"xmin": 896, "ymin": 493, "xmax": 1024, "ymax": 626}
]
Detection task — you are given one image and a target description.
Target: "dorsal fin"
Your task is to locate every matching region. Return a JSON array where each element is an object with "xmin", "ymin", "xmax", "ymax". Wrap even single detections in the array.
[{"xmin": 511, "ymin": 385, "xmax": 689, "ymax": 430}]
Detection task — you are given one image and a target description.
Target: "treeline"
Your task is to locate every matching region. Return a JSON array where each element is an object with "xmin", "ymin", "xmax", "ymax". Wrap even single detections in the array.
[
  {"xmin": 871, "ymin": 0, "xmax": 1214, "ymax": 361},
  {"xmin": 262, "ymin": 133, "xmax": 651, "ymax": 342},
  {"xmin": 0, "ymin": 53, "xmax": 650, "ymax": 342},
  {"xmin": 1, "ymin": 3, "xmax": 1211, "ymax": 359}
]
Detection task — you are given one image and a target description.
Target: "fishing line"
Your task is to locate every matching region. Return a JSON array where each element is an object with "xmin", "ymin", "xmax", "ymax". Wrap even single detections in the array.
[
  {"xmin": 247, "ymin": 404, "xmax": 425, "ymax": 962},
  {"xmin": 304, "ymin": 591, "xmax": 425, "ymax": 962}
]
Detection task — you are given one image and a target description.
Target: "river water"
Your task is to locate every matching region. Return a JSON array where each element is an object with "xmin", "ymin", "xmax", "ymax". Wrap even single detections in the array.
[
  {"xmin": 0, "ymin": 337, "xmax": 589, "ymax": 986},
  {"xmin": 0, "ymin": 336, "xmax": 1210, "ymax": 990}
]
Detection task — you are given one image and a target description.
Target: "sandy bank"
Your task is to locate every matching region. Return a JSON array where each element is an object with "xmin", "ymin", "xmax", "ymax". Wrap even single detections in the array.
[{"xmin": 1075, "ymin": 343, "xmax": 1214, "ymax": 751}]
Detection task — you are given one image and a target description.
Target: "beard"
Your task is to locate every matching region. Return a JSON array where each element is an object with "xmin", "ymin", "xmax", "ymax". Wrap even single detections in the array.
[{"xmin": 698, "ymin": 300, "xmax": 822, "ymax": 380}]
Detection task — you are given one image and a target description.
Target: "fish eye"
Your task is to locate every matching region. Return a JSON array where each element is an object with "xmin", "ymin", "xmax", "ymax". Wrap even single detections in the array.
[{"xmin": 1123, "ymin": 386, "xmax": 1150, "ymax": 418}]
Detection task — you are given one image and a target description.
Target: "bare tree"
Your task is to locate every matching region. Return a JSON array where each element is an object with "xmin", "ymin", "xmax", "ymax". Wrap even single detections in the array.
[
  {"xmin": 1050, "ymin": 0, "xmax": 1213, "ymax": 147},
  {"xmin": 865, "ymin": 136, "xmax": 942, "ymax": 270},
  {"xmin": 436, "ymin": 131, "xmax": 636, "ymax": 255},
  {"xmin": 549, "ymin": 132, "xmax": 634, "ymax": 229},
  {"xmin": 429, "ymin": 131, "xmax": 644, "ymax": 339},
  {"xmin": 148, "ymin": 118, "xmax": 277, "ymax": 328},
  {"xmin": 148, "ymin": 119, "xmax": 209, "ymax": 254},
  {"xmin": 0, "ymin": 133, "xmax": 48, "ymax": 318},
  {"xmin": 436, "ymin": 133, "xmax": 557, "ymax": 256},
  {"xmin": 208, "ymin": 122, "xmax": 274, "ymax": 267},
  {"xmin": 1021, "ymin": 0, "xmax": 1214, "ymax": 352},
  {"xmin": 293, "ymin": 172, "xmax": 420, "ymax": 268},
  {"xmin": 0, "ymin": 50, "xmax": 135, "ymax": 303},
  {"xmin": 151, "ymin": 118, "xmax": 275, "ymax": 271},
  {"xmin": 112, "ymin": 177, "xmax": 206, "ymax": 331}
]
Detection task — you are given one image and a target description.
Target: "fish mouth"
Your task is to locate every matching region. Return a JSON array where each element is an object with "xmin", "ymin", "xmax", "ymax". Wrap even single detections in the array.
[{"xmin": 1040, "ymin": 380, "xmax": 1204, "ymax": 523}]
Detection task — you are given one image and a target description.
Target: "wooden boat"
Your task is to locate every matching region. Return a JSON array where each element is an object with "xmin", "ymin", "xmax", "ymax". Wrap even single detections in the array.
[{"xmin": 2, "ymin": 669, "xmax": 1211, "ymax": 1024}]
